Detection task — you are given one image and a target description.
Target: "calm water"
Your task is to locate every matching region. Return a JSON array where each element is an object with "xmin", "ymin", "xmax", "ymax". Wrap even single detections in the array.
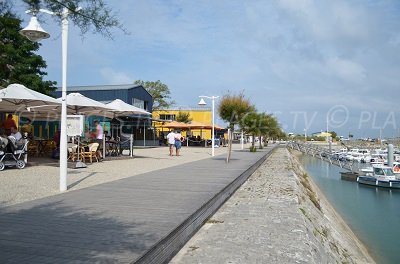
[{"xmin": 299, "ymin": 156, "xmax": 400, "ymax": 264}]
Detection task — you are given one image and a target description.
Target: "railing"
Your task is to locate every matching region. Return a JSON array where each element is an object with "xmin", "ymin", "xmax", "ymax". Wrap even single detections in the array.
[{"xmin": 287, "ymin": 141, "xmax": 356, "ymax": 172}]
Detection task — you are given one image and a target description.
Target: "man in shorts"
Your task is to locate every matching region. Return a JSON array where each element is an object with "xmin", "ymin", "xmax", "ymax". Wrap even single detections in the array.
[{"xmin": 166, "ymin": 130, "xmax": 176, "ymax": 156}]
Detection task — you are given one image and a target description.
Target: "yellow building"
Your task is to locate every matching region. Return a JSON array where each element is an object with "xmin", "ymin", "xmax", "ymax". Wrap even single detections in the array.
[{"xmin": 152, "ymin": 107, "xmax": 213, "ymax": 139}]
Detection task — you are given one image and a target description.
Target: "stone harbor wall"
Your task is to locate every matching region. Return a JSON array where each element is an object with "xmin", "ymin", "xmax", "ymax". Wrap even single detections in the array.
[{"xmin": 171, "ymin": 147, "xmax": 375, "ymax": 263}]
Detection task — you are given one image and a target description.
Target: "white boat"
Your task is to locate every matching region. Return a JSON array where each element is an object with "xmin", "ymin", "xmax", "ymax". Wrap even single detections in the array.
[
  {"xmin": 369, "ymin": 153, "xmax": 386, "ymax": 165},
  {"xmin": 357, "ymin": 164, "xmax": 400, "ymax": 189}
]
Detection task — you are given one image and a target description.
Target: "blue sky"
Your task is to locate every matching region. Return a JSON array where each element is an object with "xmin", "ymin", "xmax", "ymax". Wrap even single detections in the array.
[{"xmin": 16, "ymin": 0, "xmax": 400, "ymax": 138}]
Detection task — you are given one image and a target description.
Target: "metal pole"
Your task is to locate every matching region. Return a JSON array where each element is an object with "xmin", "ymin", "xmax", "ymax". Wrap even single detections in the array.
[
  {"xmin": 226, "ymin": 128, "xmax": 230, "ymax": 163},
  {"xmin": 102, "ymin": 136, "xmax": 105, "ymax": 159},
  {"xmin": 388, "ymin": 144, "xmax": 394, "ymax": 168},
  {"xmin": 241, "ymin": 131, "xmax": 244, "ymax": 150},
  {"xmin": 130, "ymin": 134, "xmax": 133, "ymax": 157},
  {"xmin": 24, "ymin": 133, "xmax": 28, "ymax": 164},
  {"xmin": 212, "ymin": 97, "xmax": 215, "ymax": 157},
  {"xmin": 59, "ymin": 8, "xmax": 69, "ymax": 192},
  {"xmin": 326, "ymin": 116, "xmax": 329, "ymax": 143},
  {"xmin": 143, "ymin": 119, "xmax": 146, "ymax": 147}
]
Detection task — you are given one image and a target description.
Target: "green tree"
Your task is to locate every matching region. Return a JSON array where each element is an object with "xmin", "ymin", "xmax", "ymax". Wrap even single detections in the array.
[
  {"xmin": 176, "ymin": 111, "xmax": 192, "ymax": 123},
  {"xmin": 20, "ymin": 0, "xmax": 125, "ymax": 38},
  {"xmin": 240, "ymin": 111, "xmax": 260, "ymax": 151},
  {"xmin": 329, "ymin": 131, "xmax": 337, "ymax": 140},
  {"xmin": 257, "ymin": 112, "xmax": 273, "ymax": 148},
  {"xmin": 240, "ymin": 112, "xmax": 281, "ymax": 150},
  {"xmin": 218, "ymin": 92, "xmax": 254, "ymax": 160},
  {"xmin": 218, "ymin": 92, "xmax": 255, "ymax": 129},
  {"xmin": 134, "ymin": 80, "xmax": 175, "ymax": 111},
  {"xmin": 0, "ymin": 7, "xmax": 56, "ymax": 94},
  {"xmin": 1, "ymin": 0, "xmax": 125, "ymax": 94}
]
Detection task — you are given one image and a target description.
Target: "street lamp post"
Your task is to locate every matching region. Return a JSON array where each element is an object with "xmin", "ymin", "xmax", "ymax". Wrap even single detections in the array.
[
  {"xmin": 198, "ymin": 96, "xmax": 219, "ymax": 157},
  {"xmin": 20, "ymin": 7, "xmax": 79, "ymax": 191}
]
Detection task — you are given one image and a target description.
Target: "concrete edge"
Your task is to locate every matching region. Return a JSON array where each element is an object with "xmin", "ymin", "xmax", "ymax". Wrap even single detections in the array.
[{"xmin": 133, "ymin": 145, "xmax": 278, "ymax": 264}]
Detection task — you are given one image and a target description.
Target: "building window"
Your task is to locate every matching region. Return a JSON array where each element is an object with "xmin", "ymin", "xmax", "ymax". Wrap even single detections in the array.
[
  {"xmin": 133, "ymin": 98, "xmax": 144, "ymax": 109},
  {"xmin": 159, "ymin": 114, "xmax": 176, "ymax": 121}
]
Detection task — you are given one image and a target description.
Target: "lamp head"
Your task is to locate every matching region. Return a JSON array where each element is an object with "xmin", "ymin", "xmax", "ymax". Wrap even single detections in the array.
[
  {"xmin": 198, "ymin": 98, "xmax": 207, "ymax": 106},
  {"xmin": 19, "ymin": 16, "xmax": 50, "ymax": 42}
]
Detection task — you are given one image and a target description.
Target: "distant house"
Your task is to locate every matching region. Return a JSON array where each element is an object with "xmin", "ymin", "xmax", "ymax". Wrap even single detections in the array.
[{"xmin": 153, "ymin": 107, "xmax": 227, "ymax": 140}]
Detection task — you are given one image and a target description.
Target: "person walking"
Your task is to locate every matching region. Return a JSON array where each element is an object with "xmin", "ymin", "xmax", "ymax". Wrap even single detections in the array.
[
  {"xmin": 94, "ymin": 120, "xmax": 104, "ymax": 160},
  {"xmin": 166, "ymin": 130, "xmax": 176, "ymax": 156},
  {"xmin": 174, "ymin": 130, "xmax": 183, "ymax": 156}
]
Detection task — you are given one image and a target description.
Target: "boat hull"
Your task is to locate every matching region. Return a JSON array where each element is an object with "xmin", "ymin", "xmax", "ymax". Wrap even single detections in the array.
[
  {"xmin": 340, "ymin": 171, "xmax": 359, "ymax": 181},
  {"xmin": 357, "ymin": 176, "xmax": 400, "ymax": 189}
]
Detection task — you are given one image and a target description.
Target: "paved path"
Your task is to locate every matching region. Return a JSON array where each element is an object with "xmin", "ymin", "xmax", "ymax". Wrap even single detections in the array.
[{"xmin": 0, "ymin": 145, "xmax": 275, "ymax": 263}]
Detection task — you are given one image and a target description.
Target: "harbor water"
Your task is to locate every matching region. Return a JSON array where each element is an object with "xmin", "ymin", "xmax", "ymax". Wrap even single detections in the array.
[{"xmin": 299, "ymin": 155, "xmax": 400, "ymax": 264}]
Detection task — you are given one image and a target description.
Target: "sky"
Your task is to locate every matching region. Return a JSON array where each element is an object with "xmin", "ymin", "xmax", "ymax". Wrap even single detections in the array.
[{"xmin": 15, "ymin": 0, "xmax": 400, "ymax": 138}]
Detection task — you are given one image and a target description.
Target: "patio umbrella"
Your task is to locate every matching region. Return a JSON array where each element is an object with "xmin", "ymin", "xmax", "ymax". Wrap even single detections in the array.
[
  {"xmin": 62, "ymin": 93, "xmax": 114, "ymax": 116},
  {"xmin": 186, "ymin": 121, "xmax": 225, "ymax": 130},
  {"xmin": 106, "ymin": 99, "xmax": 151, "ymax": 116},
  {"xmin": 27, "ymin": 92, "xmax": 115, "ymax": 117},
  {"xmin": 0, "ymin": 83, "xmax": 60, "ymax": 112},
  {"xmin": 105, "ymin": 99, "xmax": 151, "ymax": 151},
  {"xmin": 186, "ymin": 121, "xmax": 209, "ymax": 129},
  {"xmin": 162, "ymin": 121, "xmax": 190, "ymax": 130}
]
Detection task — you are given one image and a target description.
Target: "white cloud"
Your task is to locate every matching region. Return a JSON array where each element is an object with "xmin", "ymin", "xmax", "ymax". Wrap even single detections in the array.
[
  {"xmin": 25, "ymin": 0, "xmax": 400, "ymax": 137},
  {"xmin": 99, "ymin": 68, "xmax": 134, "ymax": 84},
  {"xmin": 326, "ymin": 57, "xmax": 366, "ymax": 83}
]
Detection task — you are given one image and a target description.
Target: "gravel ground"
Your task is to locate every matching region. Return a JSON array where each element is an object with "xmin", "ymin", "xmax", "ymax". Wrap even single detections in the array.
[
  {"xmin": 0, "ymin": 144, "xmax": 238, "ymax": 207},
  {"xmin": 171, "ymin": 147, "xmax": 375, "ymax": 264}
]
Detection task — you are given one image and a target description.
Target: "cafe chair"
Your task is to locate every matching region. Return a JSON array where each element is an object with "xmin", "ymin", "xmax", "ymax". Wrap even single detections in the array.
[
  {"xmin": 27, "ymin": 141, "xmax": 39, "ymax": 157},
  {"xmin": 67, "ymin": 143, "xmax": 79, "ymax": 161},
  {"xmin": 82, "ymin": 142, "xmax": 99, "ymax": 163}
]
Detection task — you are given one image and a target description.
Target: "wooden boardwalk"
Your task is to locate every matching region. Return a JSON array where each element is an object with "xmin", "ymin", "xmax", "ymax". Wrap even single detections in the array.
[{"xmin": 0, "ymin": 145, "xmax": 276, "ymax": 263}]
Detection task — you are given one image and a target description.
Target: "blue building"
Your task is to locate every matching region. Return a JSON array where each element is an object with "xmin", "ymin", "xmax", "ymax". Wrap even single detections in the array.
[
  {"xmin": 54, "ymin": 84, "xmax": 153, "ymax": 112},
  {"xmin": 54, "ymin": 84, "xmax": 156, "ymax": 146}
]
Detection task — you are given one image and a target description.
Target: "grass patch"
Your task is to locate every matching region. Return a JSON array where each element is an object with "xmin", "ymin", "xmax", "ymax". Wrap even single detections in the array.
[
  {"xmin": 329, "ymin": 241, "xmax": 339, "ymax": 254},
  {"xmin": 189, "ymin": 246, "xmax": 199, "ymax": 251},
  {"xmin": 299, "ymin": 207, "xmax": 312, "ymax": 222},
  {"xmin": 250, "ymin": 145, "xmax": 257, "ymax": 152},
  {"xmin": 321, "ymin": 227, "xmax": 329, "ymax": 238},
  {"xmin": 300, "ymin": 173, "xmax": 321, "ymax": 211},
  {"xmin": 207, "ymin": 219, "xmax": 224, "ymax": 224}
]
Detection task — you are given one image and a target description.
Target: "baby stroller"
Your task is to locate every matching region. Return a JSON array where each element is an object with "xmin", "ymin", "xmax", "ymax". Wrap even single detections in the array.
[{"xmin": 0, "ymin": 135, "xmax": 28, "ymax": 171}]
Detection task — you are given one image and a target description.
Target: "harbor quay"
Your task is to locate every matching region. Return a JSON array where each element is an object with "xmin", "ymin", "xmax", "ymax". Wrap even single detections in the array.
[
  {"xmin": 0, "ymin": 144, "xmax": 374, "ymax": 263},
  {"xmin": 172, "ymin": 147, "xmax": 374, "ymax": 264}
]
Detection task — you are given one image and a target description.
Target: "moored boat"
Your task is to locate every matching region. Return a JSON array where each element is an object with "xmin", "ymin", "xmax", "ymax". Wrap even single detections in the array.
[{"xmin": 357, "ymin": 164, "xmax": 400, "ymax": 189}]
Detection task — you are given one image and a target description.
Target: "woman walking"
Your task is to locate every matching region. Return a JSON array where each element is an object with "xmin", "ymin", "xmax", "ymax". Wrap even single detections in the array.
[{"xmin": 174, "ymin": 130, "xmax": 183, "ymax": 156}]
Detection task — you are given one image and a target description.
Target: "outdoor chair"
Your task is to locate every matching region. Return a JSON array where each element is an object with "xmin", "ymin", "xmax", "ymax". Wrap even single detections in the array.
[
  {"xmin": 27, "ymin": 141, "xmax": 38, "ymax": 157},
  {"xmin": 82, "ymin": 142, "xmax": 99, "ymax": 163},
  {"xmin": 43, "ymin": 140, "xmax": 56, "ymax": 155},
  {"xmin": 67, "ymin": 143, "xmax": 79, "ymax": 161}
]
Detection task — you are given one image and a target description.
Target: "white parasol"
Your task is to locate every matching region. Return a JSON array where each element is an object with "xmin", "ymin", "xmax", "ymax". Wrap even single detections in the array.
[
  {"xmin": 0, "ymin": 83, "xmax": 60, "ymax": 112},
  {"xmin": 106, "ymin": 99, "xmax": 151, "ymax": 116}
]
